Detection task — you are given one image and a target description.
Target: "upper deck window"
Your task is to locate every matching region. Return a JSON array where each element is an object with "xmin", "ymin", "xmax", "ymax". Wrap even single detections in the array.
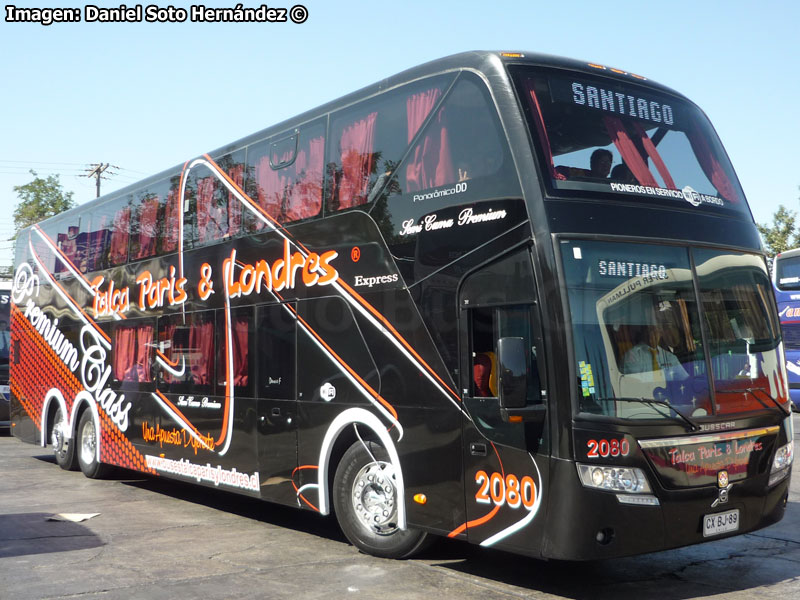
[{"xmin": 511, "ymin": 67, "xmax": 749, "ymax": 216}]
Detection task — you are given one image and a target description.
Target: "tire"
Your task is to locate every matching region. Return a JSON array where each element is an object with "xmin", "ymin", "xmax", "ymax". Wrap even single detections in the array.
[
  {"xmin": 52, "ymin": 406, "xmax": 78, "ymax": 471},
  {"xmin": 333, "ymin": 441, "xmax": 429, "ymax": 559},
  {"xmin": 76, "ymin": 410, "xmax": 110, "ymax": 479}
]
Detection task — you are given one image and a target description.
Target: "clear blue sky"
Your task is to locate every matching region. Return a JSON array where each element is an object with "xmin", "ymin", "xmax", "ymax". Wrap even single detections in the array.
[{"xmin": 1, "ymin": 0, "xmax": 798, "ymax": 271}]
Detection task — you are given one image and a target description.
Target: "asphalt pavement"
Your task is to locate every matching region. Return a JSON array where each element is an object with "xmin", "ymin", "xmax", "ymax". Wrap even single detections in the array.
[{"xmin": 0, "ymin": 418, "xmax": 799, "ymax": 600}]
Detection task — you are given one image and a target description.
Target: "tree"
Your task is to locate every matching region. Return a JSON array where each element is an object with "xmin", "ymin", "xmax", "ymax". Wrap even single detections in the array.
[
  {"xmin": 758, "ymin": 203, "xmax": 800, "ymax": 258},
  {"xmin": 12, "ymin": 170, "xmax": 76, "ymax": 238}
]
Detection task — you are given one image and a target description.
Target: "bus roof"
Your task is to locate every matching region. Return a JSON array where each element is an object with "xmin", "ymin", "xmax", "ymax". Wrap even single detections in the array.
[{"xmin": 27, "ymin": 50, "xmax": 688, "ymax": 233}]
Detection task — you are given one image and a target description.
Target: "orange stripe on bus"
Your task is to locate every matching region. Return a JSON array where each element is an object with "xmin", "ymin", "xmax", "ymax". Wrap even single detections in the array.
[
  {"xmin": 33, "ymin": 225, "xmax": 127, "ymax": 320},
  {"xmin": 447, "ymin": 505, "xmax": 501, "ymax": 538},
  {"xmin": 30, "ymin": 244, "xmax": 111, "ymax": 344},
  {"xmin": 155, "ymin": 349, "xmax": 181, "ymax": 368},
  {"xmin": 154, "ymin": 389, "xmax": 212, "ymax": 450},
  {"xmin": 290, "ymin": 307, "xmax": 399, "ymax": 421},
  {"xmin": 203, "ymin": 154, "xmax": 312, "ymax": 254},
  {"xmin": 340, "ymin": 280, "xmax": 460, "ymax": 402}
]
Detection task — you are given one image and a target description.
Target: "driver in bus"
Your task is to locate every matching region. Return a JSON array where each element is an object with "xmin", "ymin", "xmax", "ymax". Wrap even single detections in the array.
[{"xmin": 623, "ymin": 321, "xmax": 689, "ymax": 382}]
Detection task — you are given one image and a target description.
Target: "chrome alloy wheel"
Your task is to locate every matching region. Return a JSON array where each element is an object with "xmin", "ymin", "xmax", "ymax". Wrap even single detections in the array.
[
  {"xmin": 80, "ymin": 417, "xmax": 97, "ymax": 465},
  {"xmin": 351, "ymin": 460, "xmax": 398, "ymax": 535},
  {"xmin": 52, "ymin": 418, "xmax": 68, "ymax": 455}
]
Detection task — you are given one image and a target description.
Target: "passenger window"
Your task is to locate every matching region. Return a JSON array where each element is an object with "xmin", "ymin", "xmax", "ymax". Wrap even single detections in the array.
[
  {"xmin": 130, "ymin": 191, "xmax": 161, "ymax": 261},
  {"xmin": 191, "ymin": 150, "xmax": 246, "ymax": 246},
  {"xmin": 247, "ymin": 120, "xmax": 325, "ymax": 228},
  {"xmin": 112, "ymin": 319, "xmax": 155, "ymax": 385},
  {"xmin": 54, "ymin": 220, "xmax": 79, "ymax": 276},
  {"xmin": 403, "ymin": 76, "xmax": 511, "ymax": 193},
  {"xmin": 158, "ymin": 311, "xmax": 215, "ymax": 394},
  {"xmin": 109, "ymin": 196, "xmax": 132, "ymax": 267},
  {"xmin": 325, "ymin": 78, "xmax": 452, "ymax": 214},
  {"xmin": 217, "ymin": 307, "xmax": 254, "ymax": 397}
]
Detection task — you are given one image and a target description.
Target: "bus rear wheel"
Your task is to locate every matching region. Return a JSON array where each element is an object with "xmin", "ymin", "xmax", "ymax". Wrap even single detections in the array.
[
  {"xmin": 333, "ymin": 440, "xmax": 429, "ymax": 559},
  {"xmin": 52, "ymin": 406, "xmax": 78, "ymax": 471},
  {"xmin": 76, "ymin": 410, "xmax": 109, "ymax": 479}
]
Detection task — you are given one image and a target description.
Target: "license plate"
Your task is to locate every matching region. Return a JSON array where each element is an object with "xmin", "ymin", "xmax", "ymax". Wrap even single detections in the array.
[{"xmin": 703, "ymin": 509, "xmax": 739, "ymax": 537}]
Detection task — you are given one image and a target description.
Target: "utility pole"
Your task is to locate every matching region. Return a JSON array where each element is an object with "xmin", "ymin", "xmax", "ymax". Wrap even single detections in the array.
[{"xmin": 84, "ymin": 163, "xmax": 117, "ymax": 198}]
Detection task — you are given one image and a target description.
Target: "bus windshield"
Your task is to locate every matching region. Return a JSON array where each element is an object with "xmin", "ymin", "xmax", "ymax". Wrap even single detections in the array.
[
  {"xmin": 562, "ymin": 240, "xmax": 788, "ymax": 420},
  {"xmin": 511, "ymin": 67, "xmax": 748, "ymax": 216}
]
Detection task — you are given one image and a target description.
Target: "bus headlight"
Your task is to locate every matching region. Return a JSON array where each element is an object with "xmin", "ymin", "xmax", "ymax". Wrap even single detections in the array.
[
  {"xmin": 577, "ymin": 464, "xmax": 652, "ymax": 493},
  {"xmin": 769, "ymin": 442, "xmax": 793, "ymax": 487}
]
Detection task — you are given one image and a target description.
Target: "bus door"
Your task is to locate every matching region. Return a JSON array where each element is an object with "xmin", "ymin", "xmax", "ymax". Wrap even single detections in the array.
[
  {"xmin": 256, "ymin": 302, "xmax": 298, "ymax": 506},
  {"xmin": 458, "ymin": 249, "xmax": 549, "ymax": 554}
]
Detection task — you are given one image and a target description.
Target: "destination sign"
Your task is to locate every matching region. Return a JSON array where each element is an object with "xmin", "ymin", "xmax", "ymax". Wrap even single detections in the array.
[{"xmin": 550, "ymin": 77, "xmax": 679, "ymax": 128}]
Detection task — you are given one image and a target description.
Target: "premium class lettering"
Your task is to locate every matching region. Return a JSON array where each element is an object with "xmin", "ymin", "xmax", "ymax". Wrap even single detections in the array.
[
  {"xmin": 23, "ymin": 299, "xmax": 80, "ymax": 372},
  {"xmin": 571, "ymin": 82, "xmax": 674, "ymax": 126}
]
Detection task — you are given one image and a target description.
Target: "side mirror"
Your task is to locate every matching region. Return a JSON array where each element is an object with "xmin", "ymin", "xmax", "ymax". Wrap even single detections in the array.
[{"xmin": 497, "ymin": 337, "xmax": 527, "ymax": 409}]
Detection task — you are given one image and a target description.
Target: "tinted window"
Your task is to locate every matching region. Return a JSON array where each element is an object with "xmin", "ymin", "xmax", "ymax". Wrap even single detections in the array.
[
  {"xmin": 217, "ymin": 306, "xmax": 254, "ymax": 397},
  {"xmin": 247, "ymin": 120, "xmax": 325, "ymax": 229},
  {"xmin": 158, "ymin": 311, "xmax": 216, "ymax": 394},
  {"xmin": 513, "ymin": 66, "xmax": 749, "ymax": 217},
  {"xmin": 112, "ymin": 319, "xmax": 155, "ymax": 385},
  {"xmin": 775, "ymin": 254, "xmax": 800, "ymax": 291}
]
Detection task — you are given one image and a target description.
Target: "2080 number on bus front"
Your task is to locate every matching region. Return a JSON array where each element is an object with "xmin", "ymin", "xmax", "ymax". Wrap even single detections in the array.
[{"xmin": 586, "ymin": 438, "xmax": 630, "ymax": 458}]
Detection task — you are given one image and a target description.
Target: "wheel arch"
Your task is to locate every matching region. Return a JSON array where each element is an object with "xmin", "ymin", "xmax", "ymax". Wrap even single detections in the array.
[
  {"xmin": 317, "ymin": 407, "xmax": 406, "ymax": 529},
  {"xmin": 40, "ymin": 389, "xmax": 100, "ymax": 460}
]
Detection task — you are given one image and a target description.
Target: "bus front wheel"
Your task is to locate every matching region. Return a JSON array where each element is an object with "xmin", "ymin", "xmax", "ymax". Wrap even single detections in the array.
[
  {"xmin": 76, "ymin": 410, "xmax": 109, "ymax": 479},
  {"xmin": 52, "ymin": 406, "xmax": 78, "ymax": 471},
  {"xmin": 333, "ymin": 440, "xmax": 429, "ymax": 559}
]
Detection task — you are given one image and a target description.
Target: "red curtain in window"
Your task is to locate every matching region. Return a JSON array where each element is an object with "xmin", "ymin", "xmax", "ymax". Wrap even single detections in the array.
[
  {"xmin": 233, "ymin": 317, "xmax": 249, "ymax": 386},
  {"xmin": 87, "ymin": 216, "xmax": 110, "ymax": 272},
  {"xmin": 163, "ymin": 190, "xmax": 180, "ymax": 253},
  {"xmin": 631, "ymin": 122, "xmax": 676, "ymax": 189},
  {"xmin": 160, "ymin": 322, "xmax": 180, "ymax": 384},
  {"xmin": 134, "ymin": 324, "xmax": 153, "ymax": 382},
  {"xmin": 114, "ymin": 326, "xmax": 137, "ymax": 381},
  {"xmin": 227, "ymin": 165, "xmax": 244, "ymax": 235},
  {"xmin": 255, "ymin": 154, "xmax": 290, "ymax": 226},
  {"xmin": 603, "ymin": 117, "xmax": 658, "ymax": 187},
  {"xmin": 337, "ymin": 112, "xmax": 377, "ymax": 209},
  {"xmin": 109, "ymin": 207, "xmax": 130, "ymax": 266},
  {"xmin": 59, "ymin": 228, "xmax": 78, "ymax": 268},
  {"xmin": 285, "ymin": 135, "xmax": 324, "ymax": 221},
  {"xmin": 136, "ymin": 197, "xmax": 160, "ymax": 259},
  {"xmin": 404, "ymin": 92, "xmax": 453, "ymax": 192},
  {"xmin": 197, "ymin": 177, "xmax": 227, "ymax": 242},
  {"xmin": 526, "ymin": 83, "xmax": 566, "ymax": 181},
  {"xmin": 190, "ymin": 319, "xmax": 214, "ymax": 385},
  {"xmin": 686, "ymin": 123, "xmax": 741, "ymax": 203}
]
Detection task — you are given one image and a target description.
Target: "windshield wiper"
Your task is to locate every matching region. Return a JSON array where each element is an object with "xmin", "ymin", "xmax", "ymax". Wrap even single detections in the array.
[
  {"xmin": 722, "ymin": 387, "xmax": 791, "ymax": 416},
  {"xmin": 595, "ymin": 396, "xmax": 700, "ymax": 431}
]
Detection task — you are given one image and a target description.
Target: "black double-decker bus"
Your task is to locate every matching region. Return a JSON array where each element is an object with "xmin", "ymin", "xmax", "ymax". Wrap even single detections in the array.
[{"xmin": 9, "ymin": 51, "xmax": 793, "ymax": 560}]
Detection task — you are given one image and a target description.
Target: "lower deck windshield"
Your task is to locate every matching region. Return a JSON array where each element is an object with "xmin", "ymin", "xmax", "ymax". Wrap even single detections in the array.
[{"xmin": 562, "ymin": 240, "xmax": 788, "ymax": 420}]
